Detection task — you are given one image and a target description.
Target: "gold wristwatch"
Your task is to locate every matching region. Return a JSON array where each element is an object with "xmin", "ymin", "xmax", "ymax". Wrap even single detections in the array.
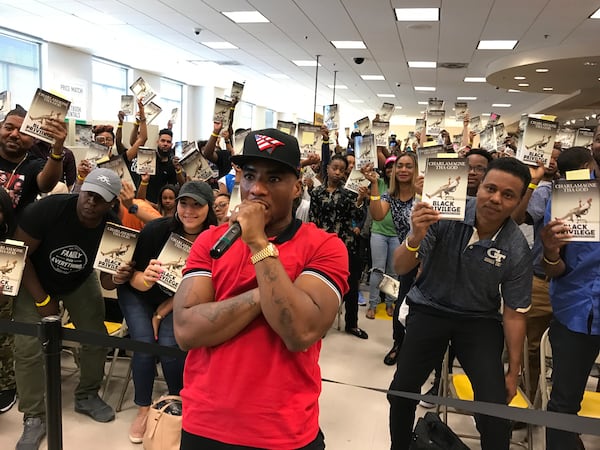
[{"xmin": 251, "ymin": 243, "xmax": 279, "ymax": 265}]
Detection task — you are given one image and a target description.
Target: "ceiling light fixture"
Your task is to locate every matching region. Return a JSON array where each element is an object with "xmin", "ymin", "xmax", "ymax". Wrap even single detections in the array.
[
  {"xmin": 417, "ymin": 101, "xmax": 428, "ymax": 105},
  {"xmin": 492, "ymin": 103, "xmax": 511, "ymax": 107},
  {"xmin": 464, "ymin": 77, "xmax": 486, "ymax": 83},
  {"xmin": 361, "ymin": 75, "xmax": 385, "ymax": 81},
  {"xmin": 414, "ymin": 86, "xmax": 436, "ymax": 91},
  {"xmin": 508, "ymin": 89, "xmax": 521, "ymax": 93},
  {"xmin": 408, "ymin": 61, "xmax": 437, "ymax": 68},
  {"xmin": 590, "ymin": 7, "xmax": 600, "ymax": 19},
  {"xmin": 331, "ymin": 41, "xmax": 366, "ymax": 49},
  {"xmin": 477, "ymin": 40, "xmax": 518, "ymax": 50},
  {"xmin": 293, "ymin": 60, "xmax": 321, "ymax": 67},
  {"xmin": 221, "ymin": 11, "xmax": 269, "ymax": 23},
  {"xmin": 394, "ymin": 8, "xmax": 439, "ymax": 21},
  {"xmin": 457, "ymin": 96, "xmax": 477, "ymax": 100},
  {"xmin": 513, "ymin": 76, "xmax": 526, "ymax": 80},
  {"xmin": 377, "ymin": 94, "xmax": 396, "ymax": 98},
  {"xmin": 202, "ymin": 42, "xmax": 238, "ymax": 49},
  {"xmin": 518, "ymin": 83, "xmax": 530, "ymax": 87},
  {"xmin": 535, "ymin": 68, "xmax": 549, "ymax": 73},
  {"xmin": 542, "ymin": 87, "xmax": 554, "ymax": 91},
  {"xmin": 328, "ymin": 84, "xmax": 348, "ymax": 89}
]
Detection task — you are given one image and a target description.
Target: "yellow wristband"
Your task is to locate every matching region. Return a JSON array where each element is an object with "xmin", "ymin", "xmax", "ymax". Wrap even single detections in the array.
[
  {"xmin": 77, "ymin": 174, "xmax": 85, "ymax": 182},
  {"xmin": 143, "ymin": 279, "xmax": 152, "ymax": 288},
  {"xmin": 35, "ymin": 295, "xmax": 51, "ymax": 307},
  {"xmin": 117, "ymin": 124, "xmax": 123, "ymax": 128},
  {"xmin": 140, "ymin": 181, "xmax": 149, "ymax": 186},
  {"xmin": 134, "ymin": 121, "xmax": 140, "ymax": 126},
  {"xmin": 543, "ymin": 255, "xmax": 561, "ymax": 265},
  {"xmin": 50, "ymin": 152, "xmax": 64, "ymax": 161},
  {"xmin": 369, "ymin": 195, "xmax": 381, "ymax": 201},
  {"xmin": 211, "ymin": 132, "xmax": 219, "ymax": 138},
  {"xmin": 176, "ymin": 169, "xmax": 183, "ymax": 174},
  {"xmin": 405, "ymin": 239, "xmax": 420, "ymax": 252},
  {"xmin": 528, "ymin": 183, "xmax": 538, "ymax": 190}
]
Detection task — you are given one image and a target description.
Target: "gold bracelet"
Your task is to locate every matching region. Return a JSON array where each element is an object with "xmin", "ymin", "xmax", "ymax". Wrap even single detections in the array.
[
  {"xmin": 528, "ymin": 183, "xmax": 538, "ymax": 190},
  {"xmin": 543, "ymin": 255, "xmax": 561, "ymax": 265},
  {"xmin": 134, "ymin": 121, "xmax": 140, "ymax": 126},
  {"xmin": 35, "ymin": 294, "xmax": 51, "ymax": 307},
  {"xmin": 176, "ymin": 169, "xmax": 183, "ymax": 174},
  {"xmin": 155, "ymin": 313, "xmax": 163, "ymax": 320},
  {"xmin": 117, "ymin": 124, "xmax": 123, "ymax": 128},
  {"xmin": 77, "ymin": 174, "xmax": 85, "ymax": 182},
  {"xmin": 211, "ymin": 132, "xmax": 219, "ymax": 138},
  {"xmin": 370, "ymin": 195, "xmax": 381, "ymax": 201},
  {"xmin": 140, "ymin": 181, "xmax": 149, "ymax": 186},
  {"xmin": 143, "ymin": 279, "xmax": 152, "ymax": 288},
  {"xmin": 50, "ymin": 152, "xmax": 64, "ymax": 161},
  {"xmin": 405, "ymin": 239, "xmax": 420, "ymax": 252}
]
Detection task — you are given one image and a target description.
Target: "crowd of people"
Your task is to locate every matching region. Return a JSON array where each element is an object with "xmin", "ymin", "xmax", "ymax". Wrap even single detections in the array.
[{"xmin": 0, "ymin": 96, "xmax": 598, "ymax": 450}]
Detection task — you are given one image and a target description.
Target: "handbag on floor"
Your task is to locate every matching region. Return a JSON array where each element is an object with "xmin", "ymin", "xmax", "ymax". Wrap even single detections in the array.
[
  {"xmin": 143, "ymin": 395, "xmax": 182, "ymax": 450},
  {"xmin": 410, "ymin": 412, "xmax": 469, "ymax": 450}
]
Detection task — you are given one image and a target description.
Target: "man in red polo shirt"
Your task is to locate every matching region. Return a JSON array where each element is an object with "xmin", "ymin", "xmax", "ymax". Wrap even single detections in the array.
[{"xmin": 174, "ymin": 128, "xmax": 349, "ymax": 449}]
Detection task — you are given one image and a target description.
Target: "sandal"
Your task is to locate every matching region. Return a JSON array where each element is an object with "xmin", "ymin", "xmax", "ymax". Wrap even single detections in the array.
[
  {"xmin": 383, "ymin": 343, "xmax": 400, "ymax": 366},
  {"xmin": 366, "ymin": 308, "xmax": 376, "ymax": 319},
  {"xmin": 345, "ymin": 327, "xmax": 369, "ymax": 339},
  {"xmin": 386, "ymin": 305, "xmax": 394, "ymax": 317}
]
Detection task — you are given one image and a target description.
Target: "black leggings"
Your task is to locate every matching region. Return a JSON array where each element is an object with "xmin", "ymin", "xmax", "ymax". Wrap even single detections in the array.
[{"xmin": 181, "ymin": 429, "xmax": 325, "ymax": 450}]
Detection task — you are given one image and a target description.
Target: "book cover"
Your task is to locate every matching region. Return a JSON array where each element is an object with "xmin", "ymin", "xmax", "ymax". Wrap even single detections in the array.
[
  {"xmin": 487, "ymin": 112, "xmax": 501, "ymax": 127},
  {"xmin": 470, "ymin": 116, "xmax": 483, "ymax": 134},
  {"xmin": 136, "ymin": 147, "xmax": 157, "ymax": 175},
  {"xmin": 0, "ymin": 240, "xmax": 28, "ymax": 296},
  {"xmin": 233, "ymin": 128, "xmax": 251, "ymax": 156},
  {"xmin": 180, "ymin": 149, "xmax": 213, "ymax": 181},
  {"xmin": 356, "ymin": 116, "xmax": 371, "ymax": 135},
  {"xmin": 454, "ymin": 102, "xmax": 468, "ymax": 121},
  {"xmin": 75, "ymin": 122, "xmax": 93, "ymax": 146},
  {"xmin": 452, "ymin": 134, "xmax": 463, "ymax": 146},
  {"xmin": 145, "ymin": 101, "xmax": 162, "ymax": 124},
  {"xmin": 276, "ymin": 120, "xmax": 296, "ymax": 136},
  {"xmin": 415, "ymin": 118, "xmax": 425, "ymax": 135},
  {"xmin": 354, "ymin": 134, "xmax": 376, "ymax": 170},
  {"xmin": 93, "ymin": 222, "xmax": 139, "ymax": 275},
  {"xmin": 120, "ymin": 95, "xmax": 134, "ymax": 116},
  {"xmin": 372, "ymin": 121, "xmax": 390, "ymax": 147},
  {"xmin": 479, "ymin": 126, "xmax": 496, "ymax": 152},
  {"xmin": 427, "ymin": 98, "xmax": 444, "ymax": 112},
  {"xmin": 344, "ymin": 169, "xmax": 370, "ymax": 194},
  {"xmin": 213, "ymin": 98, "xmax": 232, "ymax": 129},
  {"xmin": 229, "ymin": 183, "xmax": 241, "ymax": 214},
  {"xmin": 231, "ymin": 81, "xmax": 244, "ymax": 102},
  {"xmin": 174, "ymin": 140, "xmax": 191, "ymax": 159},
  {"xmin": 574, "ymin": 128, "xmax": 594, "ymax": 148},
  {"xmin": 494, "ymin": 123, "xmax": 506, "ymax": 148},
  {"xmin": 170, "ymin": 107, "xmax": 179, "ymax": 124},
  {"xmin": 555, "ymin": 128, "xmax": 576, "ymax": 148},
  {"xmin": 551, "ymin": 180, "xmax": 600, "ymax": 242},
  {"xmin": 297, "ymin": 123, "xmax": 322, "ymax": 159},
  {"xmin": 417, "ymin": 145, "xmax": 444, "ymax": 175},
  {"xmin": 517, "ymin": 117, "xmax": 558, "ymax": 166},
  {"xmin": 156, "ymin": 233, "xmax": 193, "ymax": 293},
  {"xmin": 130, "ymin": 76, "xmax": 156, "ymax": 105},
  {"xmin": 426, "ymin": 110, "xmax": 445, "ymax": 136},
  {"xmin": 323, "ymin": 104, "xmax": 339, "ymax": 130},
  {"xmin": 0, "ymin": 91, "xmax": 10, "ymax": 121},
  {"xmin": 97, "ymin": 155, "xmax": 135, "ymax": 189},
  {"xmin": 84, "ymin": 141, "xmax": 111, "ymax": 164},
  {"xmin": 20, "ymin": 88, "xmax": 71, "ymax": 144},
  {"xmin": 422, "ymin": 158, "xmax": 469, "ymax": 221},
  {"xmin": 378, "ymin": 102, "xmax": 395, "ymax": 122}
]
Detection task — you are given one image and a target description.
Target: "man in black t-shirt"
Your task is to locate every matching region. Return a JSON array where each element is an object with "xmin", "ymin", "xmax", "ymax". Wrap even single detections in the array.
[{"xmin": 11, "ymin": 168, "xmax": 133, "ymax": 450}]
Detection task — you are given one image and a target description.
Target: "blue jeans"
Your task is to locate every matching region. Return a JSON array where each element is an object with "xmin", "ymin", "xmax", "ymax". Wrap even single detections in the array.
[
  {"xmin": 117, "ymin": 286, "xmax": 185, "ymax": 407},
  {"xmin": 368, "ymin": 232, "xmax": 399, "ymax": 309},
  {"xmin": 546, "ymin": 320, "xmax": 600, "ymax": 450}
]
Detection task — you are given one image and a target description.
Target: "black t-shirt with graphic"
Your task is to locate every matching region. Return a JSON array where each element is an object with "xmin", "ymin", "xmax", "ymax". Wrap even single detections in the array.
[
  {"xmin": 19, "ymin": 194, "xmax": 118, "ymax": 295},
  {"xmin": 0, "ymin": 153, "xmax": 45, "ymax": 215}
]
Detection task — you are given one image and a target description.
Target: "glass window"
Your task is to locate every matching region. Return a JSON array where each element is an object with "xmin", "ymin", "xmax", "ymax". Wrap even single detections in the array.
[
  {"xmin": 91, "ymin": 58, "xmax": 128, "ymax": 121},
  {"xmin": 0, "ymin": 32, "xmax": 40, "ymax": 109},
  {"xmin": 157, "ymin": 78, "xmax": 183, "ymax": 140},
  {"xmin": 235, "ymin": 101, "xmax": 254, "ymax": 130}
]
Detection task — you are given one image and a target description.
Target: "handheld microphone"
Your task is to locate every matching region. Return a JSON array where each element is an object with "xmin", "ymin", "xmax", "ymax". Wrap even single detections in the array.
[{"xmin": 210, "ymin": 222, "xmax": 242, "ymax": 259}]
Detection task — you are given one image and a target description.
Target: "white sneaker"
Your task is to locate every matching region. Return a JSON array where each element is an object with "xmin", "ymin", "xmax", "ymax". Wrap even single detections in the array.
[{"xmin": 419, "ymin": 382, "xmax": 440, "ymax": 409}]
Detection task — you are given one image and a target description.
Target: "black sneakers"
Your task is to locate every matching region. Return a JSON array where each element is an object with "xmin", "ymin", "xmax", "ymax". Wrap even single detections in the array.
[
  {"xmin": 419, "ymin": 380, "xmax": 440, "ymax": 409},
  {"xmin": 0, "ymin": 387, "xmax": 16, "ymax": 413},
  {"xmin": 74, "ymin": 393, "xmax": 115, "ymax": 422},
  {"xmin": 16, "ymin": 417, "xmax": 46, "ymax": 450}
]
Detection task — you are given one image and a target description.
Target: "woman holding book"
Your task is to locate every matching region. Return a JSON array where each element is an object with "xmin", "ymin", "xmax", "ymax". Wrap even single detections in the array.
[
  {"xmin": 362, "ymin": 152, "xmax": 423, "ymax": 365},
  {"xmin": 117, "ymin": 180, "xmax": 217, "ymax": 444}
]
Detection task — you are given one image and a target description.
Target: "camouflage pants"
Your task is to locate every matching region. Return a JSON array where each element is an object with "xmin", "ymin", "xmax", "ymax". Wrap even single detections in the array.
[{"xmin": 0, "ymin": 296, "xmax": 15, "ymax": 391}]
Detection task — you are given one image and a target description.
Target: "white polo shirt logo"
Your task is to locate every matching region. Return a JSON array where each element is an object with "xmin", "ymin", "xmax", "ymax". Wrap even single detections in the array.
[{"xmin": 484, "ymin": 248, "xmax": 506, "ymax": 267}]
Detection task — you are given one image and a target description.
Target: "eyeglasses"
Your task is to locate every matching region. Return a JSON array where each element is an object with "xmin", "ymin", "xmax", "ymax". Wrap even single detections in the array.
[
  {"xmin": 213, "ymin": 202, "xmax": 229, "ymax": 210},
  {"xmin": 95, "ymin": 136, "xmax": 114, "ymax": 145},
  {"xmin": 468, "ymin": 165, "xmax": 487, "ymax": 174}
]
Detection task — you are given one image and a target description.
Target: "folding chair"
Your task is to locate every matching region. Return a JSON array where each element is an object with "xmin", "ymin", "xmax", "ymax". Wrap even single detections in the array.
[
  {"xmin": 537, "ymin": 328, "xmax": 600, "ymax": 447},
  {"xmin": 438, "ymin": 340, "xmax": 534, "ymax": 450}
]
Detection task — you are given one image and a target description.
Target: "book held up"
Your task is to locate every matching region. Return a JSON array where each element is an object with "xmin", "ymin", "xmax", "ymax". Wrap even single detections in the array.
[
  {"xmin": 0, "ymin": 239, "xmax": 28, "ymax": 296},
  {"xmin": 551, "ymin": 179, "xmax": 600, "ymax": 242},
  {"xmin": 156, "ymin": 233, "xmax": 193, "ymax": 293},
  {"xmin": 93, "ymin": 223, "xmax": 139, "ymax": 275},
  {"xmin": 136, "ymin": 147, "xmax": 157, "ymax": 175},
  {"xmin": 130, "ymin": 77, "xmax": 156, "ymax": 105},
  {"xmin": 20, "ymin": 88, "xmax": 71, "ymax": 145},
  {"xmin": 517, "ymin": 117, "xmax": 558, "ymax": 167},
  {"xmin": 422, "ymin": 158, "xmax": 469, "ymax": 221}
]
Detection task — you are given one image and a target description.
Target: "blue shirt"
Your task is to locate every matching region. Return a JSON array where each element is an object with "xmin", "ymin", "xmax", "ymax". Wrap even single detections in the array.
[
  {"xmin": 544, "ymin": 200, "xmax": 600, "ymax": 335},
  {"xmin": 407, "ymin": 198, "xmax": 532, "ymax": 319},
  {"xmin": 526, "ymin": 181, "xmax": 552, "ymax": 277}
]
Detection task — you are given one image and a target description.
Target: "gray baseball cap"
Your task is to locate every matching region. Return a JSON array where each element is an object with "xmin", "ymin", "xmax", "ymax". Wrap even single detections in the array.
[{"xmin": 81, "ymin": 168, "xmax": 122, "ymax": 202}]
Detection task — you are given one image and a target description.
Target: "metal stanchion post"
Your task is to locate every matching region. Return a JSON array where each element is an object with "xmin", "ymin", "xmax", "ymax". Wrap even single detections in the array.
[{"xmin": 40, "ymin": 316, "xmax": 63, "ymax": 450}]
